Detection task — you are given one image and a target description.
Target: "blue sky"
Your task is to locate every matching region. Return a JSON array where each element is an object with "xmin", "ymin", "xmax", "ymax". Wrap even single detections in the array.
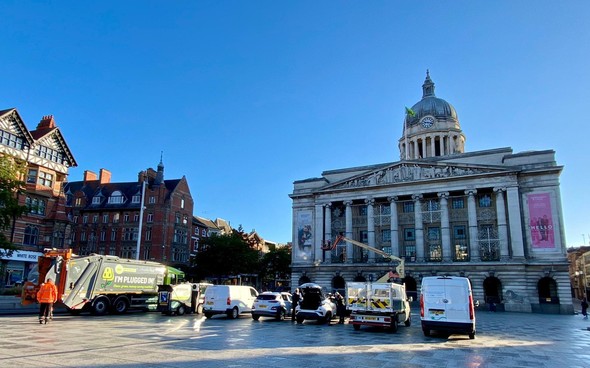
[{"xmin": 1, "ymin": 1, "xmax": 588, "ymax": 246}]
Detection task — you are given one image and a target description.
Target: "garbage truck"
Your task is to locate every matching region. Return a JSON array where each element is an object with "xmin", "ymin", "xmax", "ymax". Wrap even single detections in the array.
[{"xmin": 22, "ymin": 248, "xmax": 185, "ymax": 315}]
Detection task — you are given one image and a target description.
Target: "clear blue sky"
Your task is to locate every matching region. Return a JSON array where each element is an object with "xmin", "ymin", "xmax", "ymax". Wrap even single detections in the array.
[{"xmin": 1, "ymin": 1, "xmax": 588, "ymax": 246}]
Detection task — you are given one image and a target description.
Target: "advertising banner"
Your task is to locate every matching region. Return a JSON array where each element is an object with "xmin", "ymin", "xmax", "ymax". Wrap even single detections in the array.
[
  {"xmin": 295, "ymin": 210, "xmax": 313, "ymax": 260},
  {"xmin": 527, "ymin": 193, "xmax": 555, "ymax": 250}
]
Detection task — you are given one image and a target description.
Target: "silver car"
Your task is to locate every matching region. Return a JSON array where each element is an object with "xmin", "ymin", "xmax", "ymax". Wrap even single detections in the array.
[{"xmin": 252, "ymin": 292, "xmax": 293, "ymax": 321}]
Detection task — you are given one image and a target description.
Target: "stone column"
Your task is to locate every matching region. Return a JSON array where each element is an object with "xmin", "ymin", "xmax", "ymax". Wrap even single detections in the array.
[
  {"xmin": 506, "ymin": 186, "xmax": 525, "ymax": 259},
  {"xmin": 413, "ymin": 194, "xmax": 424, "ymax": 262},
  {"xmin": 493, "ymin": 187, "xmax": 509, "ymax": 260},
  {"xmin": 366, "ymin": 198, "xmax": 375, "ymax": 262},
  {"xmin": 388, "ymin": 196, "xmax": 399, "ymax": 257},
  {"xmin": 314, "ymin": 204, "xmax": 324, "ymax": 264},
  {"xmin": 324, "ymin": 202, "xmax": 332, "ymax": 264},
  {"xmin": 438, "ymin": 192, "xmax": 451, "ymax": 262},
  {"xmin": 430, "ymin": 136, "xmax": 436, "ymax": 158},
  {"xmin": 344, "ymin": 200, "xmax": 353, "ymax": 263},
  {"xmin": 439, "ymin": 135, "xmax": 444, "ymax": 156},
  {"xmin": 465, "ymin": 189, "xmax": 480, "ymax": 262}
]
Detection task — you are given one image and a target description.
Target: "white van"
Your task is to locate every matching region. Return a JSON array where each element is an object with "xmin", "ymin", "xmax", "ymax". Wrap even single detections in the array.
[
  {"xmin": 202, "ymin": 285, "xmax": 259, "ymax": 319},
  {"xmin": 420, "ymin": 276, "xmax": 477, "ymax": 339}
]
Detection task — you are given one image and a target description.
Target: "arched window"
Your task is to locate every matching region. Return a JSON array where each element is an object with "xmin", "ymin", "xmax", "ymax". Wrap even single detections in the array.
[
  {"xmin": 108, "ymin": 190, "xmax": 125, "ymax": 204},
  {"xmin": 538, "ymin": 277, "xmax": 559, "ymax": 304},
  {"xmin": 483, "ymin": 276, "xmax": 503, "ymax": 304},
  {"xmin": 332, "ymin": 275, "xmax": 345, "ymax": 295},
  {"xmin": 298, "ymin": 275, "xmax": 311, "ymax": 286}
]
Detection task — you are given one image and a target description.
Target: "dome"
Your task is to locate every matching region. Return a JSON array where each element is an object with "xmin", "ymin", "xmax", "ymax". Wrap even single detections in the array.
[{"xmin": 405, "ymin": 71, "xmax": 458, "ymax": 126}]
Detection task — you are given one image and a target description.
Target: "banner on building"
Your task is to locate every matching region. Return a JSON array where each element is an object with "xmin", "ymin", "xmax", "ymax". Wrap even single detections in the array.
[
  {"xmin": 527, "ymin": 193, "xmax": 555, "ymax": 250},
  {"xmin": 295, "ymin": 211, "xmax": 313, "ymax": 260}
]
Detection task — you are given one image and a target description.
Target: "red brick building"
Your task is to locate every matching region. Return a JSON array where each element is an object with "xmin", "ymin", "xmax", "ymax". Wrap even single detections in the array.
[
  {"xmin": 64, "ymin": 160, "xmax": 194, "ymax": 266},
  {"xmin": 0, "ymin": 109, "xmax": 77, "ymax": 286}
]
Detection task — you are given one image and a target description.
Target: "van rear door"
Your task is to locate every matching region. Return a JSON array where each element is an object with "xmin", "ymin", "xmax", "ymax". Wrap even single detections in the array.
[{"xmin": 442, "ymin": 280, "xmax": 469, "ymax": 322}]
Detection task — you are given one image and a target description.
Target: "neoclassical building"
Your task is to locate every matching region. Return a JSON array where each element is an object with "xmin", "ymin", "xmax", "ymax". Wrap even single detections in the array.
[{"xmin": 290, "ymin": 72, "xmax": 572, "ymax": 314}]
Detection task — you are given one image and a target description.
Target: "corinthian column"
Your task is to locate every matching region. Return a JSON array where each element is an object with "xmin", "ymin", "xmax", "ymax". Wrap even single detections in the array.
[
  {"xmin": 438, "ymin": 192, "xmax": 451, "ymax": 262},
  {"xmin": 344, "ymin": 200, "xmax": 353, "ymax": 263},
  {"xmin": 494, "ymin": 188, "xmax": 509, "ymax": 261},
  {"xmin": 388, "ymin": 196, "xmax": 399, "ymax": 257},
  {"xmin": 324, "ymin": 202, "xmax": 332, "ymax": 264},
  {"xmin": 366, "ymin": 198, "xmax": 375, "ymax": 263},
  {"xmin": 413, "ymin": 194, "xmax": 424, "ymax": 262},
  {"xmin": 465, "ymin": 189, "xmax": 480, "ymax": 262}
]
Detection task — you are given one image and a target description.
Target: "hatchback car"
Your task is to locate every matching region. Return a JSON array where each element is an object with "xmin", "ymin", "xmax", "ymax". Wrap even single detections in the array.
[
  {"xmin": 252, "ymin": 292, "xmax": 293, "ymax": 321},
  {"xmin": 295, "ymin": 283, "xmax": 337, "ymax": 324}
]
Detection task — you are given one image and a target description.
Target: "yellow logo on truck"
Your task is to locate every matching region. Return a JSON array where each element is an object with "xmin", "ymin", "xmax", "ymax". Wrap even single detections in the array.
[{"xmin": 102, "ymin": 267, "xmax": 115, "ymax": 281}]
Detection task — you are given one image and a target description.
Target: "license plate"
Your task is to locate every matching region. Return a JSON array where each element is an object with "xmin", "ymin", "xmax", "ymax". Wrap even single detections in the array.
[
  {"xmin": 429, "ymin": 309, "xmax": 444, "ymax": 315},
  {"xmin": 364, "ymin": 316, "xmax": 376, "ymax": 320},
  {"xmin": 258, "ymin": 304, "xmax": 267, "ymax": 308},
  {"xmin": 206, "ymin": 301, "xmax": 213, "ymax": 305}
]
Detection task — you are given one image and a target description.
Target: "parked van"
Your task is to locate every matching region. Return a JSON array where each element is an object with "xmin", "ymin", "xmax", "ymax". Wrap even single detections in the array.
[
  {"xmin": 420, "ymin": 276, "xmax": 477, "ymax": 339},
  {"xmin": 203, "ymin": 285, "xmax": 258, "ymax": 319}
]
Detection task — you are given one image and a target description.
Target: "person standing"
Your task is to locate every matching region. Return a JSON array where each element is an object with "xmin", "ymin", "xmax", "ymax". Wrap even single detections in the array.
[
  {"xmin": 291, "ymin": 288, "xmax": 301, "ymax": 322},
  {"xmin": 335, "ymin": 292, "xmax": 346, "ymax": 324},
  {"xmin": 582, "ymin": 298, "xmax": 588, "ymax": 319},
  {"xmin": 37, "ymin": 278, "xmax": 58, "ymax": 324}
]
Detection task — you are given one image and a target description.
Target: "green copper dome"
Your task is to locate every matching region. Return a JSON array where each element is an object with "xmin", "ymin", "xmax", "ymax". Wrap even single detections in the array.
[{"xmin": 405, "ymin": 71, "xmax": 458, "ymax": 126}]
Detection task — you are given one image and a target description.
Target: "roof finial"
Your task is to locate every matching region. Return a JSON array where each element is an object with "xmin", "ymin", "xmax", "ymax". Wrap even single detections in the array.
[
  {"xmin": 426, "ymin": 69, "xmax": 430, "ymax": 78},
  {"xmin": 422, "ymin": 70, "xmax": 435, "ymax": 98},
  {"xmin": 160, "ymin": 151, "xmax": 163, "ymax": 164}
]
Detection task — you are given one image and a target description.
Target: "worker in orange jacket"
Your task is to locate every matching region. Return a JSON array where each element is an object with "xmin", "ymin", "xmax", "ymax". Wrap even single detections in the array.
[{"xmin": 37, "ymin": 278, "xmax": 58, "ymax": 324}]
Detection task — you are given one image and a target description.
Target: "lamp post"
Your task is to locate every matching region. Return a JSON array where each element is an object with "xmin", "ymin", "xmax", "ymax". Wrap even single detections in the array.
[{"xmin": 575, "ymin": 270, "xmax": 585, "ymax": 300}]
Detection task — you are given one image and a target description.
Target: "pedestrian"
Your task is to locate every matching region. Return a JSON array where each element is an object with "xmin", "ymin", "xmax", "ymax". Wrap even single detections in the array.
[
  {"xmin": 335, "ymin": 292, "xmax": 345, "ymax": 324},
  {"xmin": 37, "ymin": 278, "xmax": 58, "ymax": 324},
  {"xmin": 581, "ymin": 298, "xmax": 588, "ymax": 319},
  {"xmin": 291, "ymin": 288, "xmax": 301, "ymax": 322}
]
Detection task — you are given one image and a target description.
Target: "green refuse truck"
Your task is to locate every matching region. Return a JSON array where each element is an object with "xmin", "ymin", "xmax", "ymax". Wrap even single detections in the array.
[{"xmin": 22, "ymin": 248, "xmax": 185, "ymax": 315}]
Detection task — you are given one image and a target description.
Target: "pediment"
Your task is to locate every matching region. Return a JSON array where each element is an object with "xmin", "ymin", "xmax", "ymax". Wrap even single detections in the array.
[
  {"xmin": 325, "ymin": 162, "xmax": 512, "ymax": 190},
  {"xmin": 35, "ymin": 129, "xmax": 77, "ymax": 167}
]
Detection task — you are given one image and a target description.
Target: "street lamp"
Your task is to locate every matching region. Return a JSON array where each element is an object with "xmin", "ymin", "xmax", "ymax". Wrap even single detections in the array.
[{"xmin": 575, "ymin": 270, "xmax": 585, "ymax": 300}]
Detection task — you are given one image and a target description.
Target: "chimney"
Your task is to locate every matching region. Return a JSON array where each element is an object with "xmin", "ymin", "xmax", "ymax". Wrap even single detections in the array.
[
  {"xmin": 99, "ymin": 169, "xmax": 112, "ymax": 184},
  {"xmin": 83, "ymin": 170, "xmax": 97, "ymax": 183},
  {"xmin": 37, "ymin": 115, "xmax": 56, "ymax": 130}
]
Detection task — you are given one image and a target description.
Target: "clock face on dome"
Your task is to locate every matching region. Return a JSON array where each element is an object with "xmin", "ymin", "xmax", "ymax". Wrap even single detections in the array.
[{"xmin": 421, "ymin": 116, "xmax": 434, "ymax": 128}]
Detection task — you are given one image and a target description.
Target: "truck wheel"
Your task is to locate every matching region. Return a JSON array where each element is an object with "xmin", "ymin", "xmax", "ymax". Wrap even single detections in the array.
[
  {"xmin": 92, "ymin": 296, "xmax": 110, "ymax": 316},
  {"xmin": 404, "ymin": 315, "xmax": 411, "ymax": 327},
  {"xmin": 390, "ymin": 319, "xmax": 398, "ymax": 333},
  {"xmin": 276, "ymin": 309, "xmax": 286, "ymax": 321},
  {"xmin": 227, "ymin": 307, "xmax": 239, "ymax": 319},
  {"xmin": 111, "ymin": 296, "xmax": 130, "ymax": 314},
  {"xmin": 204, "ymin": 312, "xmax": 213, "ymax": 319},
  {"xmin": 353, "ymin": 324, "xmax": 361, "ymax": 331},
  {"xmin": 177, "ymin": 305, "xmax": 186, "ymax": 316},
  {"xmin": 196, "ymin": 304, "xmax": 204, "ymax": 314}
]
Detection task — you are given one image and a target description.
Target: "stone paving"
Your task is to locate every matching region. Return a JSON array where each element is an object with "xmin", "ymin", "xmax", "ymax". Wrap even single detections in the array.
[{"xmin": 1, "ymin": 309, "xmax": 589, "ymax": 368}]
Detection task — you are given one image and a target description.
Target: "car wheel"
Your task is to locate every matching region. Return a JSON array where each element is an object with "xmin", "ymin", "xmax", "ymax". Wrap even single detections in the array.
[
  {"xmin": 252, "ymin": 314, "xmax": 260, "ymax": 321},
  {"xmin": 322, "ymin": 312, "xmax": 332, "ymax": 325},
  {"xmin": 353, "ymin": 324, "xmax": 361, "ymax": 331},
  {"xmin": 404, "ymin": 314, "xmax": 411, "ymax": 327},
  {"xmin": 227, "ymin": 307, "xmax": 239, "ymax": 319},
  {"xmin": 469, "ymin": 331, "xmax": 475, "ymax": 339},
  {"xmin": 177, "ymin": 305, "xmax": 186, "ymax": 316},
  {"xmin": 276, "ymin": 309, "xmax": 286, "ymax": 321},
  {"xmin": 92, "ymin": 296, "xmax": 110, "ymax": 316},
  {"xmin": 423, "ymin": 328, "xmax": 431, "ymax": 337},
  {"xmin": 296, "ymin": 316, "xmax": 304, "ymax": 324}
]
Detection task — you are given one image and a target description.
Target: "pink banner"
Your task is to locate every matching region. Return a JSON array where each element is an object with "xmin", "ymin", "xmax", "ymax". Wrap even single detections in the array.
[{"xmin": 527, "ymin": 193, "xmax": 555, "ymax": 249}]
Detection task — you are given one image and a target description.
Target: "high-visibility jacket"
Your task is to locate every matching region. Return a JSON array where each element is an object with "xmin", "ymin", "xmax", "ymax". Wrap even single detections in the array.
[{"xmin": 37, "ymin": 281, "xmax": 58, "ymax": 303}]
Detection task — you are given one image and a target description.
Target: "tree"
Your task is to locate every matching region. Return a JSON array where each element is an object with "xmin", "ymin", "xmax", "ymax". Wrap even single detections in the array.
[
  {"xmin": 258, "ymin": 245, "xmax": 291, "ymax": 291},
  {"xmin": 0, "ymin": 155, "xmax": 28, "ymax": 258},
  {"xmin": 192, "ymin": 233, "xmax": 260, "ymax": 283}
]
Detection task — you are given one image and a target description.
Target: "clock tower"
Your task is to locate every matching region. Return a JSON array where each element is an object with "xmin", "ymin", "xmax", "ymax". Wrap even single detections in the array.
[{"xmin": 398, "ymin": 71, "xmax": 466, "ymax": 160}]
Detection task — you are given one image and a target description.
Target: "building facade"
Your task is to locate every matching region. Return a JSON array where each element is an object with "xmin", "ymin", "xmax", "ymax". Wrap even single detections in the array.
[
  {"xmin": 0, "ymin": 109, "xmax": 77, "ymax": 286},
  {"xmin": 64, "ymin": 160, "xmax": 194, "ymax": 266},
  {"xmin": 290, "ymin": 72, "xmax": 572, "ymax": 314}
]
